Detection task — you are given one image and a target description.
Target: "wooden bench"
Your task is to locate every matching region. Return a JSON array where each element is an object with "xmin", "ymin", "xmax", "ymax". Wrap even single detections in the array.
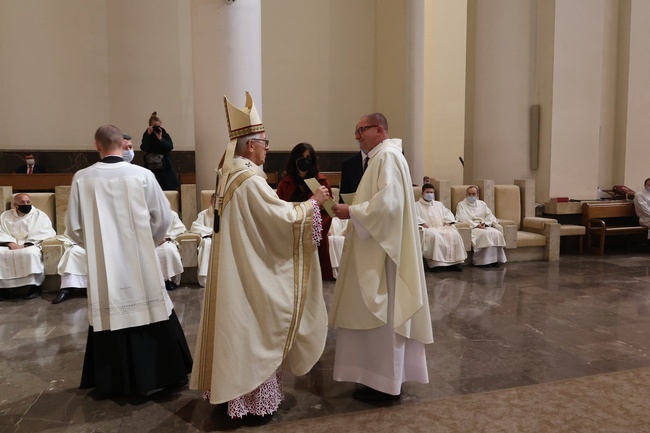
[{"xmin": 582, "ymin": 202, "xmax": 648, "ymax": 255}]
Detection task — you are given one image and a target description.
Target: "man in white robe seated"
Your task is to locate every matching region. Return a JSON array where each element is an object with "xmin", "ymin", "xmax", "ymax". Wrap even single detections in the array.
[
  {"xmin": 0, "ymin": 193, "xmax": 56, "ymax": 300},
  {"xmin": 455, "ymin": 185, "xmax": 507, "ymax": 267},
  {"xmin": 331, "ymin": 112, "xmax": 433, "ymax": 402},
  {"xmin": 191, "ymin": 92, "xmax": 330, "ymax": 419},
  {"xmin": 633, "ymin": 177, "xmax": 650, "ymax": 239},
  {"xmin": 52, "ymin": 237, "xmax": 88, "ymax": 304},
  {"xmin": 328, "ymin": 217, "xmax": 348, "ymax": 279},
  {"xmin": 415, "ymin": 183, "xmax": 467, "ymax": 272},
  {"xmin": 189, "ymin": 193, "xmax": 215, "ymax": 288},
  {"xmin": 157, "ymin": 210, "xmax": 186, "ymax": 291}
]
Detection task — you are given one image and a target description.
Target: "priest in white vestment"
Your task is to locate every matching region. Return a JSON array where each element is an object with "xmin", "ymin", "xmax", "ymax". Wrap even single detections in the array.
[
  {"xmin": 52, "ymin": 237, "xmax": 88, "ymax": 304},
  {"xmin": 0, "ymin": 193, "xmax": 55, "ymax": 300},
  {"xmin": 331, "ymin": 113, "xmax": 433, "ymax": 402},
  {"xmin": 633, "ymin": 178, "xmax": 650, "ymax": 238},
  {"xmin": 156, "ymin": 210, "xmax": 185, "ymax": 290},
  {"xmin": 66, "ymin": 124, "xmax": 192, "ymax": 396},
  {"xmin": 416, "ymin": 184, "xmax": 467, "ymax": 272},
  {"xmin": 455, "ymin": 185, "xmax": 507, "ymax": 267},
  {"xmin": 189, "ymin": 193, "xmax": 215, "ymax": 287},
  {"xmin": 190, "ymin": 92, "xmax": 330, "ymax": 419}
]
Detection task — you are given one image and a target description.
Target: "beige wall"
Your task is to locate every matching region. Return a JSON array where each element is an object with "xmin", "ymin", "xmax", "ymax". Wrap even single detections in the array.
[
  {"xmin": 0, "ymin": 0, "xmax": 195, "ymax": 151},
  {"xmin": 261, "ymin": 0, "xmax": 376, "ymax": 153}
]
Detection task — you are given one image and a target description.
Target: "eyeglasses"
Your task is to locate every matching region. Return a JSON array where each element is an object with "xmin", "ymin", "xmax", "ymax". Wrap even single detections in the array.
[
  {"xmin": 354, "ymin": 125, "xmax": 378, "ymax": 136},
  {"xmin": 249, "ymin": 138, "xmax": 270, "ymax": 149}
]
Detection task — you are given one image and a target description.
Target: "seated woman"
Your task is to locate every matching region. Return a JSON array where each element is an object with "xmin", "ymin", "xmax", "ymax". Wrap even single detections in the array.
[{"xmin": 277, "ymin": 142, "xmax": 334, "ymax": 280}]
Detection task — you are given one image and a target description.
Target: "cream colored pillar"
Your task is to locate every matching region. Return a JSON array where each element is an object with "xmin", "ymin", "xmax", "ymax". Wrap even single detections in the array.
[
  {"xmin": 191, "ymin": 0, "xmax": 262, "ymax": 198},
  {"xmin": 617, "ymin": 0, "xmax": 650, "ymax": 188},
  {"xmin": 535, "ymin": 0, "xmax": 607, "ymax": 202}
]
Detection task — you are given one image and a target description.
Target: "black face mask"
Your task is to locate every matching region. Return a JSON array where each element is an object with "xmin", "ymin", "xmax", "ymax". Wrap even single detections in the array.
[
  {"xmin": 296, "ymin": 157, "xmax": 312, "ymax": 172},
  {"xmin": 17, "ymin": 204, "xmax": 32, "ymax": 214}
]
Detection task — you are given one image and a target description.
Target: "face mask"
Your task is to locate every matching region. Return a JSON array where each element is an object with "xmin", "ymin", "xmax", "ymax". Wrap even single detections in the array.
[
  {"xmin": 25, "ymin": 159, "xmax": 35, "ymax": 166},
  {"xmin": 646, "ymin": 186, "xmax": 650, "ymax": 193},
  {"xmin": 122, "ymin": 149, "xmax": 134, "ymax": 163},
  {"xmin": 468, "ymin": 196, "xmax": 477, "ymax": 204},
  {"xmin": 296, "ymin": 157, "xmax": 312, "ymax": 172},
  {"xmin": 17, "ymin": 204, "xmax": 32, "ymax": 214},
  {"xmin": 423, "ymin": 192, "xmax": 435, "ymax": 202}
]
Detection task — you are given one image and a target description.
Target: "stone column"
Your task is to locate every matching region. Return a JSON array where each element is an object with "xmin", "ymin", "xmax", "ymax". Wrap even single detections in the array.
[{"xmin": 191, "ymin": 0, "xmax": 263, "ymax": 198}]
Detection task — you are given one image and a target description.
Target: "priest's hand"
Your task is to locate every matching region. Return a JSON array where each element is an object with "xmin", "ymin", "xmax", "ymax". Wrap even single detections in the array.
[
  {"xmin": 333, "ymin": 204, "xmax": 351, "ymax": 220},
  {"xmin": 312, "ymin": 186, "xmax": 330, "ymax": 205}
]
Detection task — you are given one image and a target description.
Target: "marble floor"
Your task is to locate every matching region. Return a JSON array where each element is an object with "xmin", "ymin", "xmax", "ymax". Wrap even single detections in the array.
[{"xmin": 3, "ymin": 250, "xmax": 650, "ymax": 432}]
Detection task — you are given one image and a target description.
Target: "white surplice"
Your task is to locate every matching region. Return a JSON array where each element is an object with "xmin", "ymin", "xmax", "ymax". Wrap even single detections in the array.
[
  {"xmin": 328, "ymin": 217, "xmax": 348, "ymax": 279},
  {"xmin": 190, "ymin": 207, "xmax": 214, "ymax": 287},
  {"xmin": 66, "ymin": 161, "xmax": 173, "ymax": 332},
  {"xmin": 634, "ymin": 188, "xmax": 650, "ymax": 238},
  {"xmin": 190, "ymin": 157, "xmax": 328, "ymax": 405},
  {"xmin": 415, "ymin": 198, "xmax": 467, "ymax": 267},
  {"xmin": 0, "ymin": 207, "xmax": 55, "ymax": 288},
  {"xmin": 455, "ymin": 198, "xmax": 507, "ymax": 265},
  {"xmin": 57, "ymin": 236, "xmax": 88, "ymax": 289},
  {"xmin": 156, "ymin": 210, "xmax": 185, "ymax": 284},
  {"xmin": 330, "ymin": 139, "xmax": 433, "ymax": 395}
]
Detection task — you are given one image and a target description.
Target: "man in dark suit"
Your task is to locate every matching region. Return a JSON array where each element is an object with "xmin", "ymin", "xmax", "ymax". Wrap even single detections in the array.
[
  {"xmin": 339, "ymin": 151, "xmax": 364, "ymax": 203},
  {"xmin": 15, "ymin": 153, "xmax": 46, "ymax": 174}
]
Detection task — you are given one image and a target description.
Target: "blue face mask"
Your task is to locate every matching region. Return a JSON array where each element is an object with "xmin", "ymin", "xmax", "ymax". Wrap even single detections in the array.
[
  {"xmin": 646, "ymin": 186, "xmax": 650, "ymax": 193},
  {"xmin": 423, "ymin": 192, "xmax": 435, "ymax": 202},
  {"xmin": 468, "ymin": 196, "xmax": 477, "ymax": 204}
]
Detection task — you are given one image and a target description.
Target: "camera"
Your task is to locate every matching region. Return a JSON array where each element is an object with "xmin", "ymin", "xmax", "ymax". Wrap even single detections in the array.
[{"xmin": 152, "ymin": 125, "xmax": 162, "ymax": 133}]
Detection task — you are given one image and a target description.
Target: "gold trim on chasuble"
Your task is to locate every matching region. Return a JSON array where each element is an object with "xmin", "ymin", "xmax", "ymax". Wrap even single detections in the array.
[
  {"xmin": 283, "ymin": 202, "xmax": 315, "ymax": 359},
  {"xmin": 190, "ymin": 169, "xmax": 253, "ymax": 390}
]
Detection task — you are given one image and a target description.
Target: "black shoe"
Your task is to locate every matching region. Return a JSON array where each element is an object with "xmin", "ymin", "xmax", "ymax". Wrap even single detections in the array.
[
  {"xmin": 25, "ymin": 285, "xmax": 42, "ymax": 300},
  {"xmin": 51, "ymin": 289, "xmax": 72, "ymax": 304},
  {"xmin": 165, "ymin": 280, "xmax": 177, "ymax": 291},
  {"xmin": 490, "ymin": 262, "xmax": 501, "ymax": 268},
  {"xmin": 450, "ymin": 264, "xmax": 463, "ymax": 272},
  {"xmin": 352, "ymin": 386, "xmax": 400, "ymax": 402}
]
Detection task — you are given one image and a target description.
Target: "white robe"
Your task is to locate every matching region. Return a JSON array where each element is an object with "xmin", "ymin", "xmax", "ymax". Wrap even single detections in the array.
[
  {"xmin": 415, "ymin": 198, "xmax": 467, "ymax": 267},
  {"xmin": 634, "ymin": 188, "xmax": 650, "ymax": 238},
  {"xmin": 330, "ymin": 139, "xmax": 433, "ymax": 395},
  {"xmin": 0, "ymin": 208, "xmax": 55, "ymax": 288},
  {"xmin": 66, "ymin": 160, "xmax": 173, "ymax": 332},
  {"xmin": 190, "ymin": 207, "xmax": 214, "ymax": 287},
  {"xmin": 190, "ymin": 157, "xmax": 328, "ymax": 405},
  {"xmin": 56, "ymin": 236, "xmax": 88, "ymax": 289},
  {"xmin": 455, "ymin": 198, "xmax": 507, "ymax": 265},
  {"xmin": 156, "ymin": 210, "xmax": 185, "ymax": 283},
  {"xmin": 328, "ymin": 217, "xmax": 348, "ymax": 279}
]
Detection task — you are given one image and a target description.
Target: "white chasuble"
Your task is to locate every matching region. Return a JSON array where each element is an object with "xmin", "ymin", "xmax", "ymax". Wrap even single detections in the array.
[
  {"xmin": 66, "ymin": 161, "xmax": 173, "ymax": 332},
  {"xmin": 0, "ymin": 208, "xmax": 55, "ymax": 286},
  {"xmin": 330, "ymin": 139, "xmax": 433, "ymax": 394},
  {"xmin": 190, "ymin": 207, "xmax": 214, "ymax": 287},
  {"xmin": 415, "ymin": 199, "xmax": 467, "ymax": 266},
  {"xmin": 190, "ymin": 158, "xmax": 327, "ymax": 405}
]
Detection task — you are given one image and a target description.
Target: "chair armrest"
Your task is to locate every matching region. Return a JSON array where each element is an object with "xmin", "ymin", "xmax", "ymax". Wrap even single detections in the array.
[
  {"xmin": 41, "ymin": 237, "xmax": 64, "ymax": 275},
  {"xmin": 522, "ymin": 217, "xmax": 559, "ymax": 230},
  {"xmin": 178, "ymin": 233, "xmax": 200, "ymax": 267},
  {"xmin": 498, "ymin": 219, "xmax": 517, "ymax": 227},
  {"xmin": 454, "ymin": 223, "xmax": 472, "ymax": 251}
]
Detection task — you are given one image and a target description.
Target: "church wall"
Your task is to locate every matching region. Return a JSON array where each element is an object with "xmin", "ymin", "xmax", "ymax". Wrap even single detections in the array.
[
  {"xmin": 468, "ymin": 0, "xmax": 537, "ymax": 186},
  {"xmin": 261, "ymin": 0, "xmax": 376, "ymax": 153},
  {"xmin": 0, "ymin": 0, "xmax": 196, "ymax": 151}
]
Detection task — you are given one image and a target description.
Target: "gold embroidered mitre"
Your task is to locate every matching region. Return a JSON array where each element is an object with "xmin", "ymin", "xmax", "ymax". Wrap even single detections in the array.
[{"xmin": 224, "ymin": 91, "xmax": 264, "ymax": 140}]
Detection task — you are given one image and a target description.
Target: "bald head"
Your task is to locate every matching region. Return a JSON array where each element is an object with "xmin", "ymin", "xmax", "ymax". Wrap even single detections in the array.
[
  {"xmin": 94, "ymin": 125, "xmax": 124, "ymax": 156},
  {"xmin": 14, "ymin": 193, "xmax": 31, "ymax": 205}
]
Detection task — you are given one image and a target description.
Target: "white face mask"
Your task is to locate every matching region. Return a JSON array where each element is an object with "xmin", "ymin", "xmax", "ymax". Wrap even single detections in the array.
[
  {"xmin": 122, "ymin": 149, "xmax": 134, "ymax": 163},
  {"xmin": 468, "ymin": 196, "xmax": 477, "ymax": 204},
  {"xmin": 423, "ymin": 192, "xmax": 435, "ymax": 202},
  {"xmin": 25, "ymin": 159, "xmax": 35, "ymax": 166}
]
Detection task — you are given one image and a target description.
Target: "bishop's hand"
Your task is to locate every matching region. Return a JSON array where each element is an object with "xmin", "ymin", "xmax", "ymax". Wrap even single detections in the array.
[{"xmin": 311, "ymin": 185, "xmax": 330, "ymax": 205}]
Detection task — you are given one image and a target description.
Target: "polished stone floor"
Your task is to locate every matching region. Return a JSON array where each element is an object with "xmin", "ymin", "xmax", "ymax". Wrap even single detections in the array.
[{"xmin": 2, "ymin": 250, "xmax": 650, "ymax": 432}]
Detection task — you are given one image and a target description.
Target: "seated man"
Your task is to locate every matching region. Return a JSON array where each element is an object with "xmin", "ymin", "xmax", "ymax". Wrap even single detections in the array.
[
  {"xmin": 157, "ymin": 209, "xmax": 186, "ymax": 290},
  {"xmin": 0, "ymin": 193, "xmax": 56, "ymax": 299},
  {"xmin": 190, "ymin": 193, "xmax": 215, "ymax": 288},
  {"xmin": 634, "ymin": 178, "xmax": 650, "ymax": 239},
  {"xmin": 416, "ymin": 183, "xmax": 467, "ymax": 272},
  {"xmin": 455, "ymin": 185, "xmax": 507, "ymax": 267},
  {"xmin": 52, "ymin": 237, "xmax": 88, "ymax": 304}
]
